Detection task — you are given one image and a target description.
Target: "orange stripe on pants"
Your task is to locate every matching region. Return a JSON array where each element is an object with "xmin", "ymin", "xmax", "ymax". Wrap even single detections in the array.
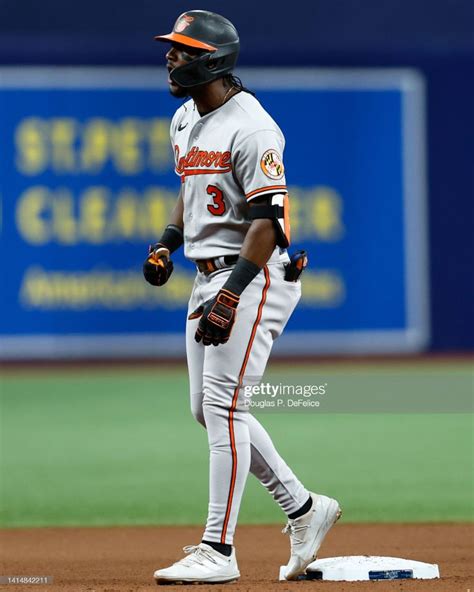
[{"xmin": 220, "ymin": 266, "xmax": 271, "ymax": 544}]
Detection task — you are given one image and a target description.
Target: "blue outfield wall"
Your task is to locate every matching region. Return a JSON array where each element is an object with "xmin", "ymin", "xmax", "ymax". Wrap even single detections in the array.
[
  {"xmin": 0, "ymin": 0, "xmax": 472, "ymax": 352},
  {"xmin": 0, "ymin": 68, "xmax": 428, "ymax": 359}
]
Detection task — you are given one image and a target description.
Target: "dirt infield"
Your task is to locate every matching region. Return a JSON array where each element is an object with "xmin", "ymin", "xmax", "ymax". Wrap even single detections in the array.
[{"xmin": 1, "ymin": 524, "xmax": 472, "ymax": 591}]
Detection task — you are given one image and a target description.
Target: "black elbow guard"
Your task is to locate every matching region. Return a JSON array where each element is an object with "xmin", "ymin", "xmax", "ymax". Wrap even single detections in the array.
[{"xmin": 248, "ymin": 193, "xmax": 291, "ymax": 248}]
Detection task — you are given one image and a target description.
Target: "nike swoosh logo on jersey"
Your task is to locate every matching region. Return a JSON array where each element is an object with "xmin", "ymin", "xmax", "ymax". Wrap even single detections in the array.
[{"xmin": 178, "ymin": 122, "xmax": 188, "ymax": 131}]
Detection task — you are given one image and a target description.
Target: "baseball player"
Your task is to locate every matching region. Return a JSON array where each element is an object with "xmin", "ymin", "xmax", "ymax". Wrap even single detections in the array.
[{"xmin": 146, "ymin": 10, "xmax": 341, "ymax": 585}]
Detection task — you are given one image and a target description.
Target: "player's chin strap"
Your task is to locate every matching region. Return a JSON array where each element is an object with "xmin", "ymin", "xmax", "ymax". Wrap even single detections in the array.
[{"xmin": 248, "ymin": 193, "xmax": 290, "ymax": 248}]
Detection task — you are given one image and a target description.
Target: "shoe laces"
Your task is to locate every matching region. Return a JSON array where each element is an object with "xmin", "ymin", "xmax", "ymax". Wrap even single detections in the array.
[
  {"xmin": 282, "ymin": 520, "xmax": 311, "ymax": 546},
  {"xmin": 174, "ymin": 544, "xmax": 219, "ymax": 568}
]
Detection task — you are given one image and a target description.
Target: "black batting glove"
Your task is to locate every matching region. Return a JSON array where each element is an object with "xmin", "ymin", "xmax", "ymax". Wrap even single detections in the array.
[
  {"xmin": 191, "ymin": 289, "xmax": 240, "ymax": 346},
  {"xmin": 284, "ymin": 250, "xmax": 308, "ymax": 282},
  {"xmin": 143, "ymin": 244, "xmax": 174, "ymax": 286}
]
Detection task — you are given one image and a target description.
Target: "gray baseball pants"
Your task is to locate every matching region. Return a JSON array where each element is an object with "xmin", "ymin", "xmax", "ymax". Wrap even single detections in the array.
[{"xmin": 186, "ymin": 252, "xmax": 309, "ymax": 545}]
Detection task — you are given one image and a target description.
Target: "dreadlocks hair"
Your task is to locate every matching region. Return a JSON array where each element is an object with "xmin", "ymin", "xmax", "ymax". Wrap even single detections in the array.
[{"xmin": 224, "ymin": 74, "xmax": 256, "ymax": 97}]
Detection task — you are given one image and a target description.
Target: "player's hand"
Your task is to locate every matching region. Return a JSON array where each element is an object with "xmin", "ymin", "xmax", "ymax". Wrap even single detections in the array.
[
  {"xmin": 192, "ymin": 289, "xmax": 240, "ymax": 346},
  {"xmin": 143, "ymin": 244, "xmax": 174, "ymax": 286}
]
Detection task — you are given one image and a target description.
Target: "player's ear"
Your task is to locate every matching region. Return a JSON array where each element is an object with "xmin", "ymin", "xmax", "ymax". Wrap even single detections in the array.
[{"xmin": 207, "ymin": 58, "xmax": 222, "ymax": 71}]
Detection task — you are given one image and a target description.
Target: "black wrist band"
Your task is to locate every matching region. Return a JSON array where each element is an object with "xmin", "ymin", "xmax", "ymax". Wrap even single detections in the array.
[
  {"xmin": 158, "ymin": 224, "xmax": 184, "ymax": 254},
  {"xmin": 222, "ymin": 257, "xmax": 262, "ymax": 296}
]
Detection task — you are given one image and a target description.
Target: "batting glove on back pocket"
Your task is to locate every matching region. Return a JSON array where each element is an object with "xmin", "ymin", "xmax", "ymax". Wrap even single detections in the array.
[
  {"xmin": 284, "ymin": 250, "xmax": 308, "ymax": 282},
  {"xmin": 191, "ymin": 289, "xmax": 240, "ymax": 346}
]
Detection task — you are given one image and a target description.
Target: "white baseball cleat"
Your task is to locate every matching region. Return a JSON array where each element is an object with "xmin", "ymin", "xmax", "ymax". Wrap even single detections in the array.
[
  {"xmin": 153, "ymin": 543, "xmax": 240, "ymax": 585},
  {"xmin": 282, "ymin": 492, "xmax": 342, "ymax": 580}
]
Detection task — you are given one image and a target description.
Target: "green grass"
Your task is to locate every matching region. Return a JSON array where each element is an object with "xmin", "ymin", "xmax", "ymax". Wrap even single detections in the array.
[{"xmin": 0, "ymin": 363, "xmax": 473, "ymax": 527}]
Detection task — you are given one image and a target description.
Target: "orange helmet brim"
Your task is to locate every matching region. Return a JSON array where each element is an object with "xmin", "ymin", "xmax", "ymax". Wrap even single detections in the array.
[{"xmin": 154, "ymin": 32, "xmax": 217, "ymax": 52}]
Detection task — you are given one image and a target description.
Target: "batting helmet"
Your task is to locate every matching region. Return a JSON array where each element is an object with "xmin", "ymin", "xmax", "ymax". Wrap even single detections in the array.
[{"xmin": 154, "ymin": 10, "xmax": 240, "ymax": 88}]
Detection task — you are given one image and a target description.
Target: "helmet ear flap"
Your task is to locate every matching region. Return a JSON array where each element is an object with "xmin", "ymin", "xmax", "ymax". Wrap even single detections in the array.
[
  {"xmin": 170, "ymin": 53, "xmax": 213, "ymax": 87},
  {"xmin": 168, "ymin": 41, "xmax": 239, "ymax": 87}
]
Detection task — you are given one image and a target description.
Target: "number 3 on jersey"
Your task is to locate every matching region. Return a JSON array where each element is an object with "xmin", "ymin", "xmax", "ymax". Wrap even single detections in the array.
[{"xmin": 206, "ymin": 184, "xmax": 226, "ymax": 216}]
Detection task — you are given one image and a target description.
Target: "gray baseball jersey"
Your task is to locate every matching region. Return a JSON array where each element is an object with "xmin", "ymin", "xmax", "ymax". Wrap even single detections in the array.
[{"xmin": 170, "ymin": 91, "xmax": 288, "ymax": 259}]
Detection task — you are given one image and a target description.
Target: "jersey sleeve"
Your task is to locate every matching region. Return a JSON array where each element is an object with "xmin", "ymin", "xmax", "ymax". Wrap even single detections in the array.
[
  {"xmin": 169, "ymin": 105, "xmax": 189, "ymax": 177},
  {"xmin": 170, "ymin": 111, "xmax": 182, "ymax": 174},
  {"xmin": 232, "ymin": 129, "xmax": 287, "ymax": 202},
  {"xmin": 169, "ymin": 109, "xmax": 179, "ymax": 147}
]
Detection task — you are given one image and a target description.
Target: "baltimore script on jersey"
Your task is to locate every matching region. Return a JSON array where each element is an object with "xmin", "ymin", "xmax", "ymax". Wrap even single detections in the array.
[{"xmin": 175, "ymin": 145, "xmax": 233, "ymax": 174}]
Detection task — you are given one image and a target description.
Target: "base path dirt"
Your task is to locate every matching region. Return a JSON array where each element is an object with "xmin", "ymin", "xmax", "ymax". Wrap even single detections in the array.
[{"xmin": 1, "ymin": 524, "xmax": 473, "ymax": 591}]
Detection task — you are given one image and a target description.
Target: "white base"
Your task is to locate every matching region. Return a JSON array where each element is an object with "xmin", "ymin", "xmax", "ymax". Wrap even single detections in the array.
[{"xmin": 279, "ymin": 556, "xmax": 440, "ymax": 581}]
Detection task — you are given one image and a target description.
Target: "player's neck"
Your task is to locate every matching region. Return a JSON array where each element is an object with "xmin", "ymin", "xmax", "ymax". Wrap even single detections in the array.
[{"xmin": 190, "ymin": 79, "xmax": 238, "ymax": 117}]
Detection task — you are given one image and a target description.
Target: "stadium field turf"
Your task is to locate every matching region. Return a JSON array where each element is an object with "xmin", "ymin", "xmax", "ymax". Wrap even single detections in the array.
[{"xmin": 1, "ymin": 361, "xmax": 472, "ymax": 527}]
